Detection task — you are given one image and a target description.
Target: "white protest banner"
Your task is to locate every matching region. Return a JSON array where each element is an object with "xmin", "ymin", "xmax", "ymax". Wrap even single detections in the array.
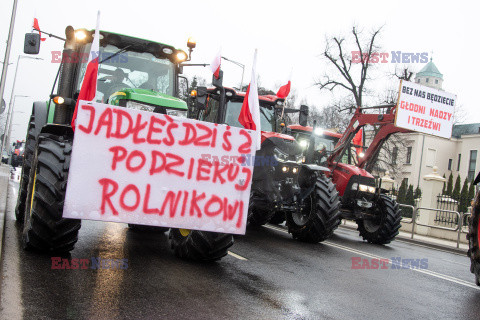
[
  {"xmin": 395, "ymin": 80, "xmax": 456, "ymax": 139},
  {"xmin": 63, "ymin": 101, "xmax": 256, "ymax": 235}
]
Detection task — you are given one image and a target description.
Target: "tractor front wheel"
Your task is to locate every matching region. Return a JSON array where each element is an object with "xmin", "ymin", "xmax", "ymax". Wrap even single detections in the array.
[
  {"xmin": 169, "ymin": 229, "xmax": 233, "ymax": 262},
  {"xmin": 287, "ymin": 174, "xmax": 341, "ymax": 243},
  {"xmin": 22, "ymin": 134, "xmax": 81, "ymax": 252},
  {"xmin": 357, "ymin": 194, "xmax": 401, "ymax": 245},
  {"xmin": 467, "ymin": 190, "xmax": 480, "ymax": 286},
  {"xmin": 15, "ymin": 115, "xmax": 37, "ymax": 223}
]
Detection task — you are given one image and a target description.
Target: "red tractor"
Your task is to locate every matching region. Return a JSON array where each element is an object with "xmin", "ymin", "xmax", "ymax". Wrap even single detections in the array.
[
  {"xmin": 288, "ymin": 105, "xmax": 410, "ymax": 244},
  {"xmin": 192, "ymin": 81, "xmax": 341, "ymax": 244},
  {"xmin": 468, "ymin": 173, "xmax": 480, "ymax": 285}
]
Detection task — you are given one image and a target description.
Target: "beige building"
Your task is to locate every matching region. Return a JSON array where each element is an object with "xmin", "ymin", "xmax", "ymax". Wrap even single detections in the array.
[{"xmin": 391, "ymin": 60, "xmax": 479, "ymax": 191}]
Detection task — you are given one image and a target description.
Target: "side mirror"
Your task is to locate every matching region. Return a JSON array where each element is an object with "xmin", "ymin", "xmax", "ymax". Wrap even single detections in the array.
[
  {"xmin": 299, "ymin": 105, "xmax": 309, "ymax": 127},
  {"xmin": 24, "ymin": 33, "xmax": 41, "ymax": 54},
  {"xmin": 195, "ymin": 86, "xmax": 208, "ymax": 111}
]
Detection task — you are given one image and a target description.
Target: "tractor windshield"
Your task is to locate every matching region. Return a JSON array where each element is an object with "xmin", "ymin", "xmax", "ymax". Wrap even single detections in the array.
[
  {"xmin": 223, "ymin": 100, "xmax": 276, "ymax": 132},
  {"xmin": 76, "ymin": 44, "xmax": 175, "ymax": 102}
]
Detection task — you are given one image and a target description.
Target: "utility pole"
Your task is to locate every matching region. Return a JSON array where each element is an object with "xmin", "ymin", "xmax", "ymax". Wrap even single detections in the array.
[{"xmin": 0, "ymin": 0, "xmax": 19, "ymax": 118}]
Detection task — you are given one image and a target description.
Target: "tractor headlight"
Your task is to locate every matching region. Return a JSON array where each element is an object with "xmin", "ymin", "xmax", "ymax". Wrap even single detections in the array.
[
  {"xmin": 273, "ymin": 148, "xmax": 289, "ymax": 163},
  {"xmin": 292, "ymin": 167, "xmax": 298, "ymax": 174},
  {"xmin": 299, "ymin": 140, "xmax": 308, "ymax": 149},
  {"xmin": 367, "ymin": 186, "xmax": 376, "ymax": 193},
  {"xmin": 166, "ymin": 109, "xmax": 187, "ymax": 118},
  {"xmin": 351, "ymin": 183, "xmax": 358, "ymax": 191},
  {"xmin": 176, "ymin": 51, "xmax": 187, "ymax": 62},
  {"xmin": 355, "ymin": 183, "xmax": 376, "ymax": 193},
  {"xmin": 314, "ymin": 127, "xmax": 324, "ymax": 135},
  {"xmin": 359, "ymin": 184, "xmax": 368, "ymax": 192},
  {"xmin": 282, "ymin": 166, "xmax": 289, "ymax": 173},
  {"xmin": 126, "ymin": 101, "xmax": 156, "ymax": 112}
]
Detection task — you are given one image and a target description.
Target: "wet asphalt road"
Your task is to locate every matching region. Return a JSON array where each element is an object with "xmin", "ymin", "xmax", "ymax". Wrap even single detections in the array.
[{"xmin": 1, "ymin": 180, "xmax": 480, "ymax": 320}]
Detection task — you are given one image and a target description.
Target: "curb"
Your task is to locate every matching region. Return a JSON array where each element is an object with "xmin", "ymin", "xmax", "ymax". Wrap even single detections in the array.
[
  {"xmin": 338, "ymin": 224, "xmax": 467, "ymax": 255},
  {"xmin": 0, "ymin": 165, "xmax": 12, "ymax": 261}
]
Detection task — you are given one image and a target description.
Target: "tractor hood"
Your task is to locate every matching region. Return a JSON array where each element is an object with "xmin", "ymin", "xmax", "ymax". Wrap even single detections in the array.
[
  {"xmin": 109, "ymin": 88, "xmax": 187, "ymax": 110},
  {"xmin": 260, "ymin": 132, "xmax": 302, "ymax": 157}
]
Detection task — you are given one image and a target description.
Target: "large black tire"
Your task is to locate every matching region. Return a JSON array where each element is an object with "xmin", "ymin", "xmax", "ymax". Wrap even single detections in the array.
[
  {"xmin": 287, "ymin": 174, "xmax": 341, "ymax": 243},
  {"xmin": 467, "ymin": 190, "xmax": 480, "ymax": 286},
  {"xmin": 169, "ymin": 229, "xmax": 234, "ymax": 262},
  {"xmin": 15, "ymin": 115, "xmax": 37, "ymax": 222},
  {"xmin": 128, "ymin": 224, "xmax": 169, "ymax": 233},
  {"xmin": 247, "ymin": 191, "xmax": 275, "ymax": 227},
  {"xmin": 357, "ymin": 194, "xmax": 401, "ymax": 245},
  {"xmin": 22, "ymin": 134, "xmax": 81, "ymax": 253}
]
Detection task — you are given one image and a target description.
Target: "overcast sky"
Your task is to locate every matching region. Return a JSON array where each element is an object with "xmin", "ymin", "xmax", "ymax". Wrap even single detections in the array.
[{"xmin": 1, "ymin": 0, "xmax": 478, "ymax": 142}]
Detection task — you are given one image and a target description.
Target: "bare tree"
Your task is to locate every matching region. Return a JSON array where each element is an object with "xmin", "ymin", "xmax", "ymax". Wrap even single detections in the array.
[{"xmin": 316, "ymin": 26, "xmax": 383, "ymax": 108}]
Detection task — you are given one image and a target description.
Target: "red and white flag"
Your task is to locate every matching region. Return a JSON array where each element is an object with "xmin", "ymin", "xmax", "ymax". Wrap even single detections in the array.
[
  {"xmin": 210, "ymin": 49, "xmax": 221, "ymax": 79},
  {"xmin": 32, "ymin": 17, "xmax": 46, "ymax": 41},
  {"xmin": 71, "ymin": 11, "xmax": 101, "ymax": 130},
  {"xmin": 238, "ymin": 49, "xmax": 261, "ymax": 150}
]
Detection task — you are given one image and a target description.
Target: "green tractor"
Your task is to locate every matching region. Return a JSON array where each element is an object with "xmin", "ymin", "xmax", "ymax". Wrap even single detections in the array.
[{"xmin": 16, "ymin": 27, "xmax": 233, "ymax": 261}]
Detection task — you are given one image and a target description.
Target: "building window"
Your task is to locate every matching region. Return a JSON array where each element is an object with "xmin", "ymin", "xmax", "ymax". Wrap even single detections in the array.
[
  {"xmin": 435, "ymin": 79, "xmax": 439, "ymax": 84},
  {"xmin": 426, "ymin": 148, "xmax": 436, "ymax": 167},
  {"xmin": 448, "ymin": 159, "xmax": 453, "ymax": 170},
  {"xmin": 402, "ymin": 177, "xmax": 408, "ymax": 186},
  {"xmin": 457, "ymin": 154, "xmax": 461, "ymax": 171},
  {"xmin": 392, "ymin": 147, "xmax": 398, "ymax": 165},
  {"xmin": 468, "ymin": 150, "xmax": 478, "ymax": 181},
  {"xmin": 426, "ymin": 78, "xmax": 429, "ymax": 83},
  {"xmin": 406, "ymin": 146, "xmax": 412, "ymax": 164},
  {"xmin": 416, "ymin": 79, "xmax": 420, "ymax": 83}
]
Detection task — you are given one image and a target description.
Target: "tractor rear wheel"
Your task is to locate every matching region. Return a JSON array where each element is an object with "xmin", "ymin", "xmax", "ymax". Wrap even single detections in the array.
[
  {"xmin": 357, "ymin": 194, "xmax": 401, "ymax": 245},
  {"xmin": 15, "ymin": 115, "xmax": 37, "ymax": 222},
  {"xmin": 287, "ymin": 174, "xmax": 341, "ymax": 243},
  {"xmin": 22, "ymin": 134, "xmax": 81, "ymax": 252},
  {"xmin": 128, "ymin": 224, "xmax": 169, "ymax": 233},
  {"xmin": 467, "ymin": 190, "xmax": 480, "ymax": 286},
  {"xmin": 169, "ymin": 229, "xmax": 234, "ymax": 262}
]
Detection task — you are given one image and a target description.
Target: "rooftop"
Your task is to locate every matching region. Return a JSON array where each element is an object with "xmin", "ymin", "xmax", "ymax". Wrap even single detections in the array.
[
  {"xmin": 415, "ymin": 59, "xmax": 443, "ymax": 79},
  {"xmin": 452, "ymin": 123, "xmax": 480, "ymax": 138}
]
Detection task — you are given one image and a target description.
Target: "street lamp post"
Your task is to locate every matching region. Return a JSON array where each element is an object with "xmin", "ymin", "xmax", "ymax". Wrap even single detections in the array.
[
  {"xmin": 221, "ymin": 56, "xmax": 245, "ymax": 92},
  {"xmin": 1, "ymin": 55, "xmax": 43, "ymax": 153},
  {"xmin": 4, "ymin": 96, "xmax": 28, "ymax": 152}
]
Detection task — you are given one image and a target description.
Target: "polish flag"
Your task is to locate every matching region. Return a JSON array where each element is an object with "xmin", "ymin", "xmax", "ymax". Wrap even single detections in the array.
[
  {"xmin": 353, "ymin": 128, "xmax": 364, "ymax": 155},
  {"xmin": 276, "ymin": 80, "xmax": 291, "ymax": 99},
  {"xmin": 210, "ymin": 49, "xmax": 221, "ymax": 79},
  {"xmin": 238, "ymin": 49, "xmax": 261, "ymax": 150},
  {"xmin": 32, "ymin": 17, "xmax": 46, "ymax": 41},
  {"xmin": 71, "ymin": 11, "xmax": 101, "ymax": 130}
]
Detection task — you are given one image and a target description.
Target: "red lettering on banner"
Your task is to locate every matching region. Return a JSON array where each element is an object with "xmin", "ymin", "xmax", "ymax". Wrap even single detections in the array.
[
  {"xmin": 179, "ymin": 123, "xmax": 197, "ymax": 145},
  {"xmin": 143, "ymin": 184, "xmax": 160, "ymax": 214},
  {"xmin": 126, "ymin": 150, "xmax": 146, "ymax": 172},
  {"xmin": 146, "ymin": 115, "xmax": 166, "ymax": 144},
  {"xmin": 132, "ymin": 114, "xmax": 148, "ymax": 144},
  {"xmin": 222, "ymin": 129, "xmax": 232, "ymax": 151},
  {"xmin": 205, "ymin": 195, "xmax": 223, "ymax": 217},
  {"xmin": 163, "ymin": 121, "xmax": 178, "ymax": 146},
  {"xmin": 78, "ymin": 105, "xmax": 96, "ymax": 133},
  {"xmin": 99, "ymin": 178, "xmax": 119, "ymax": 215},
  {"xmin": 238, "ymin": 130, "xmax": 252, "ymax": 154},
  {"xmin": 212, "ymin": 161, "xmax": 228, "ymax": 184},
  {"xmin": 150, "ymin": 151, "xmax": 166, "ymax": 175},
  {"xmin": 190, "ymin": 190, "xmax": 206, "ymax": 217},
  {"xmin": 109, "ymin": 146, "xmax": 128, "ymax": 170},
  {"xmin": 235, "ymin": 167, "xmax": 252, "ymax": 191},
  {"xmin": 112, "ymin": 108, "xmax": 133, "ymax": 139},
  {"xmin": 119, "ymin": 184, "xmax": 141, "ymax": 211},
  {"xmin": 195, "ymin": 123, "xmax": 213, "ymax": 146},
  {"xmin": 160, "ymin": 190, "xmax": 183, "ymax": 217},
  {"xmin": 165, "ymin": 153, "xmax": 185, "ymax": 177},
  {"xmin": 94, "ymin": 108, "xmax": 113, "ymax": 137},
  {"xmin": 196, "ymin": 159, "xmax": 212, "ymax": 181}
]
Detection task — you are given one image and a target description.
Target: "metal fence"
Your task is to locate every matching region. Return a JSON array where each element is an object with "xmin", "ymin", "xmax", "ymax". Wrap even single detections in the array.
[{"xmin": 436, "ymin": 194, "xmax": 472, "ymax": 228}]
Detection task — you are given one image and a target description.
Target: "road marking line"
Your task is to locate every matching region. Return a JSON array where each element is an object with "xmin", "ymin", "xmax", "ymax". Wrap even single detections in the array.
[
  {"xmin": 228, "ymin": 251, "xmax": 248, "ymax": 261},
  {"xmin": 264, "ymin": 224, "xmax": 480, "ymax": 290}
]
